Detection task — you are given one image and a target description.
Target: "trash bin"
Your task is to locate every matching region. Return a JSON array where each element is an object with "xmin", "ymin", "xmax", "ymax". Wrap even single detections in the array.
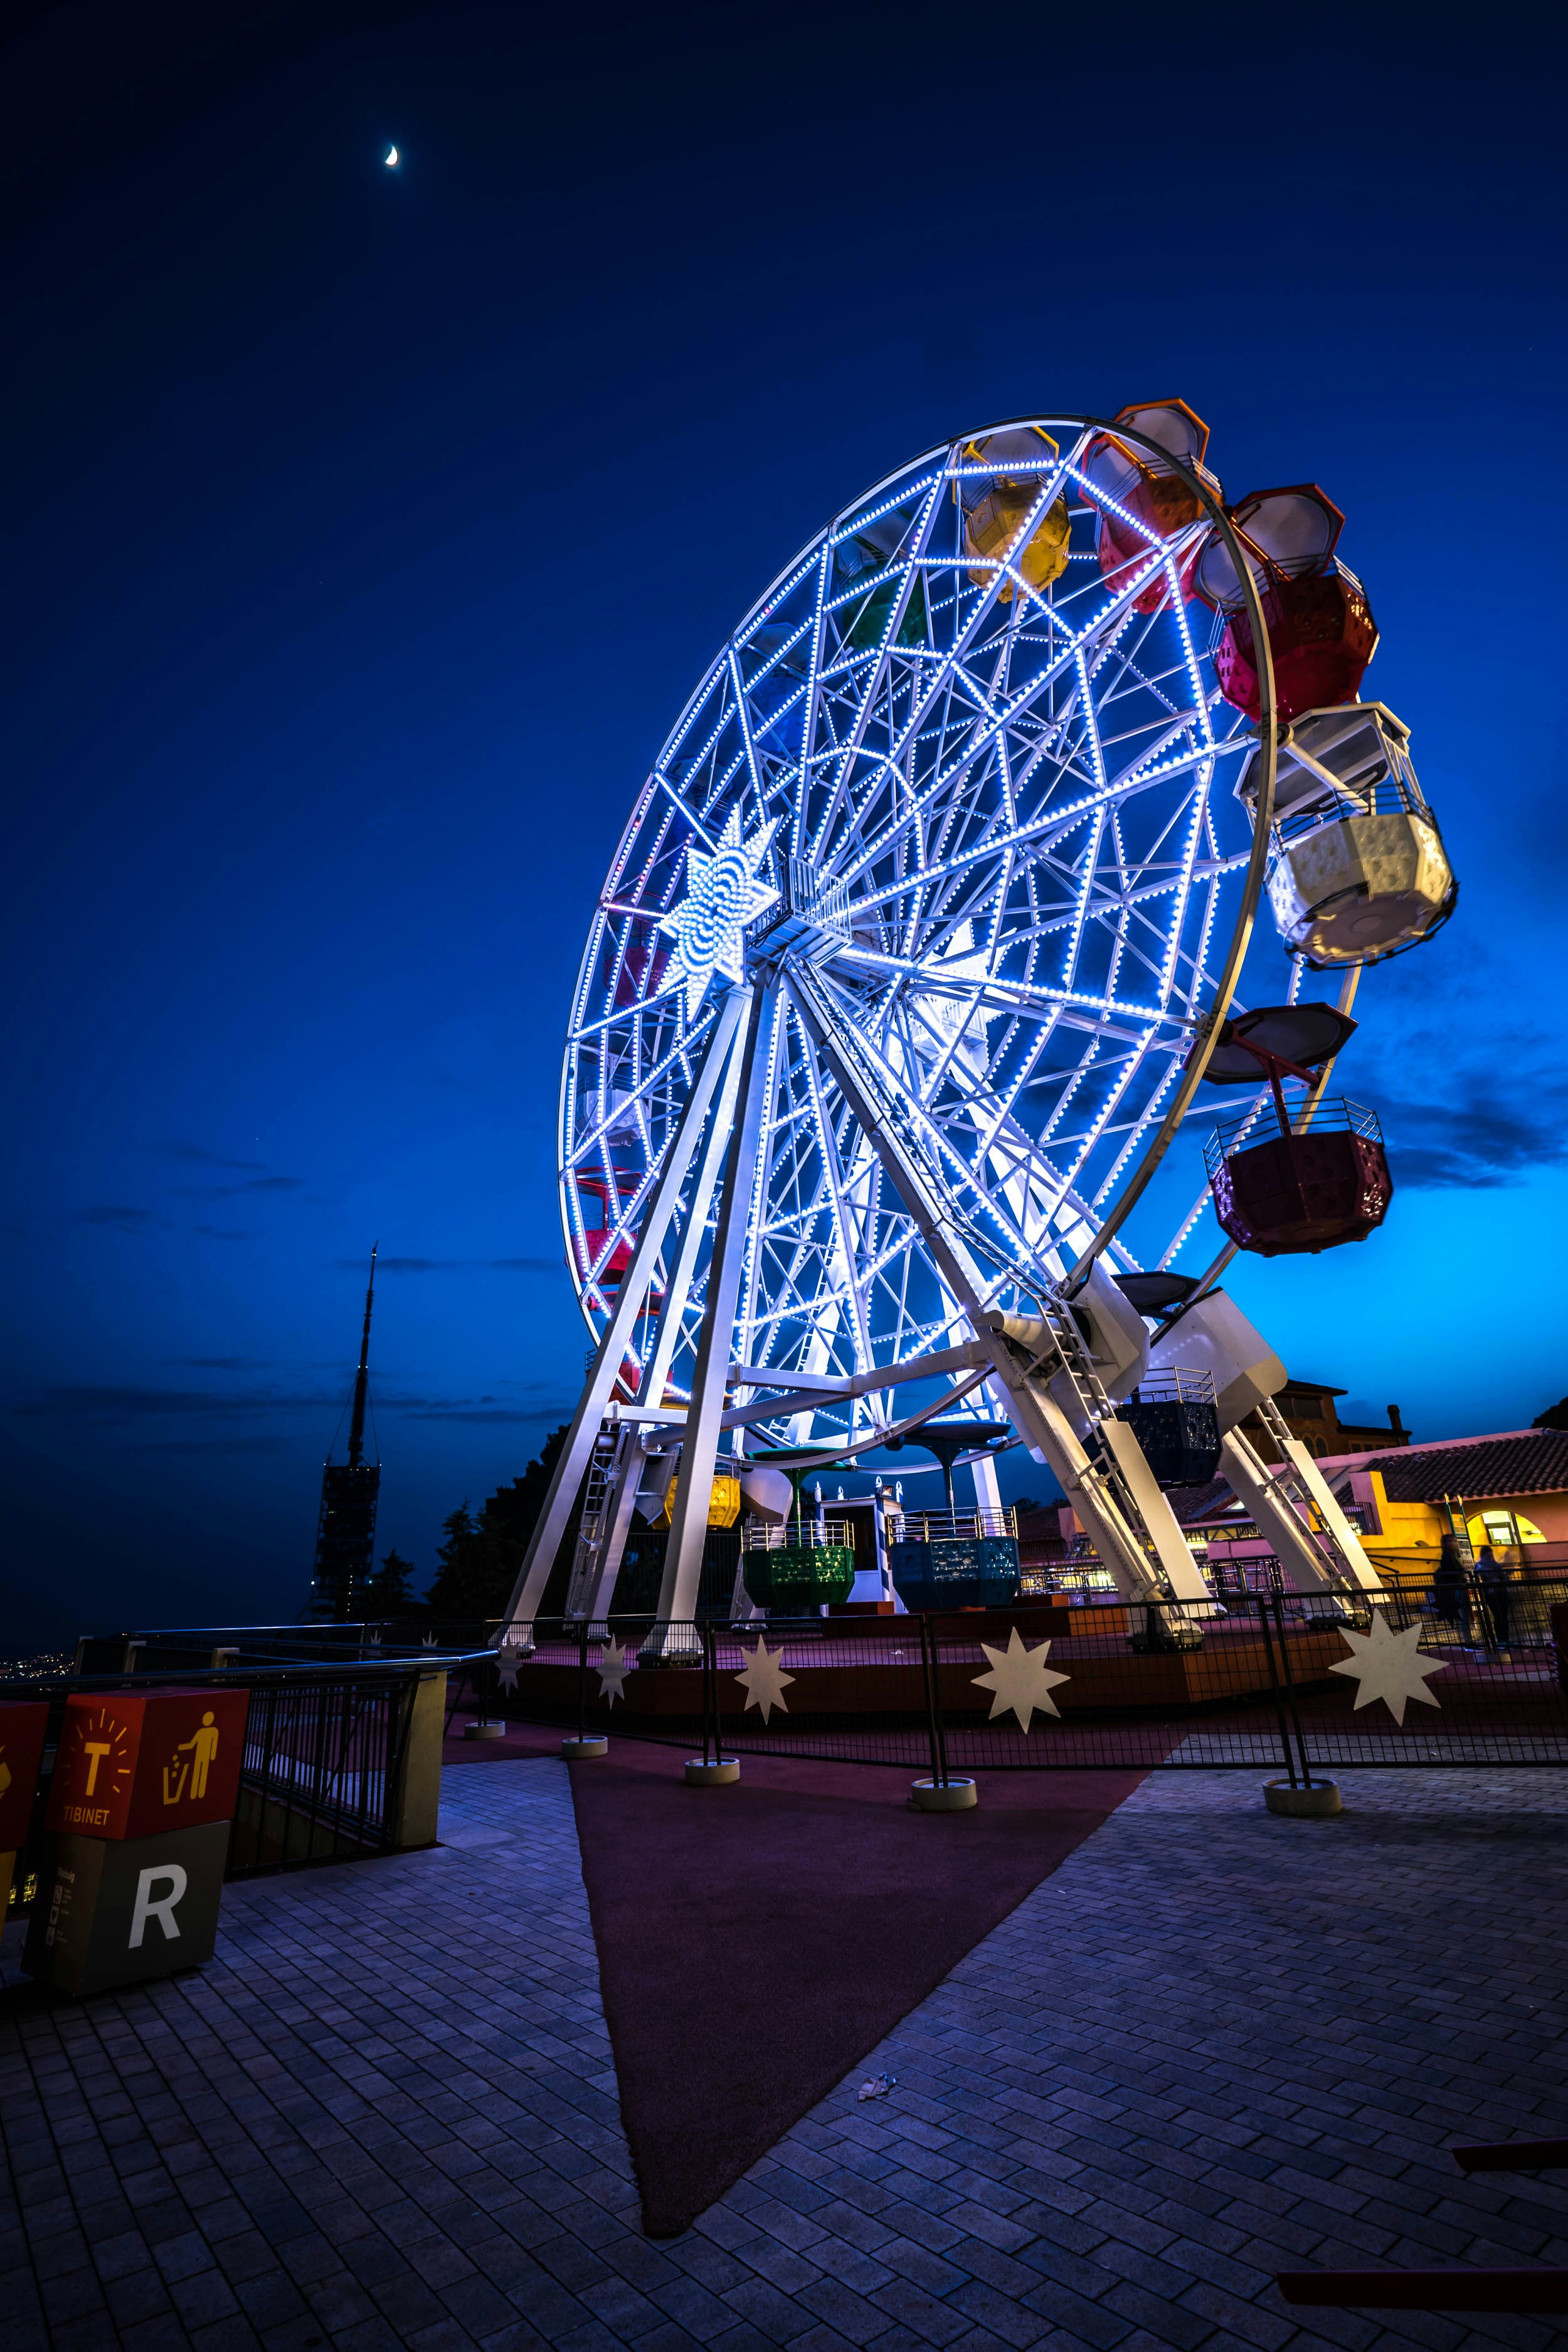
[{"xmin": 25, "ymin": 1688, "xmax": 249, "ymax": 1996}]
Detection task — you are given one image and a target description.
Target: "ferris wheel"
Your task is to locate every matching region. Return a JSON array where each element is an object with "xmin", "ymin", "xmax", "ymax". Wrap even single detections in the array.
[{"xmin": 506, "ymin": 405, "xmax": 1456, "ymax": 1641}]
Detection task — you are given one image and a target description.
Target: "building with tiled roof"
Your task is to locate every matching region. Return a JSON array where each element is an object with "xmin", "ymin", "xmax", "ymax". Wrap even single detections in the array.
[
  {"xmin": 1345, "ymin": 1429, "xmax": 1568, "ymax": 1506},
  {"xmin": 1163, "ymin": 1426, "xmax": 1568, "ymax": 1581}
]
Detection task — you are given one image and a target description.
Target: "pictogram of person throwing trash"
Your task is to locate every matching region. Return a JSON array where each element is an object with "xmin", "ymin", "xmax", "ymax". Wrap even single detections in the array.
[{"xmin": 162, "ymin": 1712, "xmax": 221, "ymax": 1805}]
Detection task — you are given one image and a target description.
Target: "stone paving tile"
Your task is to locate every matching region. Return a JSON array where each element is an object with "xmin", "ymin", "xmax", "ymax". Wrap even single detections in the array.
[{"xmin": 6, "ymin": 1765, "xmax": 1568, "ymax": 2351}]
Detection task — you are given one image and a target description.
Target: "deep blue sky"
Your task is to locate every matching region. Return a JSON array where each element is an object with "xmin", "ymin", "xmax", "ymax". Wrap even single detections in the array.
[{"xmin": 3, "ymin": 1, "xmax": 1565, "ymax": 1650}]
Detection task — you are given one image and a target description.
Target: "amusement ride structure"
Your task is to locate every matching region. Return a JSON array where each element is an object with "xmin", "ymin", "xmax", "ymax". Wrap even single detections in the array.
[{"xmin": 502, "ymin": 405, "xmax": 1458, "ymax": 1654}]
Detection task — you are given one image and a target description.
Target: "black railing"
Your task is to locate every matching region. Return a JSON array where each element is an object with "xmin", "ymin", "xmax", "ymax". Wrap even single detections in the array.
[
  {"xmin": 447, "ymin": 1582, "xmax": 1568, "ymax": 1776},
  {"xmin": 1, "ymin": 1644, "xmax": 486, "ymax": 1918},
  {"xmin": 1205, "ymin": 1095, "xmax": 1382, "ymax": 1173}
]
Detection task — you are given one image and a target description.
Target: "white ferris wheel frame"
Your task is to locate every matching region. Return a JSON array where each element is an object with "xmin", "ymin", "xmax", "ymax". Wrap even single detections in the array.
[{"xmin": 505, "ymin": 413, "xmax": 1308, "ymax": 1637}]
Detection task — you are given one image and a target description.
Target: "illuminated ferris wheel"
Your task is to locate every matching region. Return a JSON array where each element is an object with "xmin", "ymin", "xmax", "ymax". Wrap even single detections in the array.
[{"xmin": 509, "ymin": 405, "xmax": 1456, "ymax": 1636}]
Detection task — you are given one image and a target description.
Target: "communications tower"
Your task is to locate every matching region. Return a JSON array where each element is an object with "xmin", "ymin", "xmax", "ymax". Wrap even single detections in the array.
[{"xmin": 309, "ymin": 1245, "xmax": 381, "ymax": 1620}]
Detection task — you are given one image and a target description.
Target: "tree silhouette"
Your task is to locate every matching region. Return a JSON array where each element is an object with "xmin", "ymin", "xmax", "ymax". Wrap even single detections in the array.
[
  {"xmin": 365, "ymin": 1549, "xmax": 416, "ymax": 1612},
  {"xmin": 1533, "ymin": 1397, "xmax": 1568, "ymax": 1432},
  {"xmin": 424, "ymin": 1428, "xmax": 579, "ymax": 1622}
]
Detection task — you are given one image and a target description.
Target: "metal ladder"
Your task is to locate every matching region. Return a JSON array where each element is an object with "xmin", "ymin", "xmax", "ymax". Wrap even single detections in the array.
[{"xmin": 562, "ymin": 1419, "xmax": 623, "ymax": 1619}]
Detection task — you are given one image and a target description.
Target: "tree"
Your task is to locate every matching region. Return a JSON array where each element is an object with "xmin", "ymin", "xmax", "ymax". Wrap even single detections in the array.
[
  {"xmin": 425, "ymin": 1503, "xmax": 507, "ymax": 1620},
  {"xmin": 365, "ymin": 1549, "xmax": 416, "ymax": 1613},
  {"xmin": 423, "ymin": 1429, "xmax": 580, "ymax": 1624},
  {"xmin": 1533, "ymin": 1398, "xmax": 1568, "ymax": 1432}
]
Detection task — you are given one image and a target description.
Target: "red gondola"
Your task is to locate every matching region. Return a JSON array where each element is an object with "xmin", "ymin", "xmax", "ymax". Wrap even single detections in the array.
[
  {"xmin": 569, "ymin": 1172, "xmax": 637, "ymax": 1289},
  {"xmin": 1195, "ymin": 485, "xmax": 1377, "ymax": 721},
  {"xmin": 1197, "ymin": 1002, "xmax": 1393, "ymax": 1256},
  {"xmin": 1081, "ymin": 399, "xmax": 1220, "ymax": 613}
]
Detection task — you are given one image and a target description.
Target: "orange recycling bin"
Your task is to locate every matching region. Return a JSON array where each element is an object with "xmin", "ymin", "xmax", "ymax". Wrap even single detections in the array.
[
  {"xmin": 45, "ymin": 1688, "xmax": 249, "ymax": 1840},
  {"xmin": 30, "ymin": 1689, "xmax": 250, "ymax": 1996}
]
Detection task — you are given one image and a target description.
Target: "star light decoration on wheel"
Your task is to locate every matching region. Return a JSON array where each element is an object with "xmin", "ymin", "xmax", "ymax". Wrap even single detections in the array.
[
  {"xmin": 1327, "ymin": 1609, "xmax": 1449, "ymax": 1725},
  {"xmin": 495, "ymin": 1643, "xmax": 522, "ymax": 1695},
  {"xmin": 970, "ymin": 1628, "xmax": 1071, "ymax": 1732},
  {"xmin": 595, "ymin": 1638, "xmax": 631, "ymax": 1707},
  {"xmin": 657, "ymin": 809, "xmax": 781, "ymax": 1020},
  {"xmin": 734, "ymin": 1636, "xmax": 795, "ymax": 1724}
]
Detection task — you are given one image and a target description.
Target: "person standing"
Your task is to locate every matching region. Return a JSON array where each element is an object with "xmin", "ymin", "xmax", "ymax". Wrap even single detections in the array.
[
  {"xmin": 1474, "ymin": 1545, "xmax": 1513, "ymax": 1650},
  {"xmin": 1432, "ymin": 1534, "xmax": 1471, "ymax": 1643}
]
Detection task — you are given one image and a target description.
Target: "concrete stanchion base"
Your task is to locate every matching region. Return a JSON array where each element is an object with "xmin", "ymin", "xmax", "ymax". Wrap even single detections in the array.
[
  {"xmin": 684, "ymin": 1758, "xmax": 740, "ymax": 1786},
  {"xmin": 1264, "ymin": 1777, "xmax": 1342, "ymax": 1818},
  {"xmin": 910, "ymin": 1777, "xmax": 978, "ymax": 1813},
  {"xmin": 561, "ymin": 1736, "xmax": 609, "ymax": 1759},
  {"xmin": 463, "ymin": 1722, "xmax": 507, "ymax": 1740}
]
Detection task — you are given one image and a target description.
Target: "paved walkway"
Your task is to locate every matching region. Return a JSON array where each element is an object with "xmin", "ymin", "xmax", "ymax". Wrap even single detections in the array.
[{"xmin": 3, "ymin": 1762, "xmax": 1568, "ymax": 2352}]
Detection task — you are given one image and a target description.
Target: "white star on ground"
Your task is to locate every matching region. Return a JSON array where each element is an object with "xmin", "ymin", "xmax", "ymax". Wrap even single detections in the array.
[
  {"xmin": 657, "ymin": 807, "xmax": 781, "ymax": 1019},
  {"xmin": 734, "ymin": 1635, "xmax": 795, "ymax": 1724},
  {"xmin": 595, "ymin": 1637, "xmax": 631, "ymax": 1707},
  {"xmin": 1328, "ymin": 1608, "xmax": 1449, "ymax": 1725},
  {"xmin": 495, "ymin": 1644, "xmax": 522, "ymax": 1695},
  {"xmin": 970, "ymin": 1627, "xmax": 1070, "ymax": 1732}
]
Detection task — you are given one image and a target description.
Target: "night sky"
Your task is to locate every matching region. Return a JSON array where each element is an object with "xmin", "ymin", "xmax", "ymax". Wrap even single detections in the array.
[{"xmin": 4, "ymin": 1, "xmax": 1565, "ymax": 1652}]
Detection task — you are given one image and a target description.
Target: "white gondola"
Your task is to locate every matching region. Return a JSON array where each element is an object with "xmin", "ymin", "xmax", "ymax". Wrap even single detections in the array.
[{"xmin": 1237, "ymin": 701, "xmax": 1457, "ymax": 967}]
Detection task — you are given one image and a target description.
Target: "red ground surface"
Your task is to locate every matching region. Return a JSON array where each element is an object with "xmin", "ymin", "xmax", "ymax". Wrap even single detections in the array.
[{"xmin": 546, "ymin": 1743, "xmax": 1147, "ymax": 2236}]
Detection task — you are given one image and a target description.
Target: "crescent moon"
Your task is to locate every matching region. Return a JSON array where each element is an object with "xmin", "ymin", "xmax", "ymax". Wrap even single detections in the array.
[{"xmin": 384, "ymin": 146, "xmax": 399, "ymax": 167}]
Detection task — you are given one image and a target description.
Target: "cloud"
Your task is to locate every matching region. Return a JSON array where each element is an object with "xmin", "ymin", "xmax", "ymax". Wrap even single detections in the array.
[
  {"xmin": 134, "ymin": 1434, "xmax": 295, "ymax": 1454},
  {"xmin": 396, "ymin": 1400, "xmax": 576, "ymax": 1424},
  {"xmin": 1377, "ymin": 1078, "xmax": 1568, "ymax": 1192},
  {"xmin": 4, "ymin": 1379, "xmax": 570, "ymax": 1432},
  {"xmin": 8, "ymin": 1384, "xmax": 330, "ymax": 1423},
  {"xmin": 349, "ymin": 1256, "xmax": 462, "ymax": 1273},
  {"xmin": 79, "ymin": 1205, "xmax": 162, "ymax": 1232},
  {"xmin": 160, "ymin": 1143, "xmax": 268, "ymax": 1172},
  {"xmin": 172, "ymin": 1173, "xmax": 305, "ymax": 1202},
  {"xmin": 337, "ymin": 1255, "xmax": 556, "ymax": 1274},
  {"xmin": 196, "ymin": 1225, "xmax": 252, "ymax": 1241}
]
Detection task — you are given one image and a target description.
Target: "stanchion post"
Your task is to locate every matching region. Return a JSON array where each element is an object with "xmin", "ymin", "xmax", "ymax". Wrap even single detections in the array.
[
  {"xmin": 577, "ymin": 1620, "xmax": 588, "ymax": 1745},
  {"xmin": 1271, "ymin": 1591, "xmax": 1315, "ymax": 1788},
  {"xmin": 1257, "ymin": 1589, "xmax": 1299, "ymax": 1788},
  {"xmin": 919, "ymin": 1614, "xmax": 946, "ymax": 1789}
]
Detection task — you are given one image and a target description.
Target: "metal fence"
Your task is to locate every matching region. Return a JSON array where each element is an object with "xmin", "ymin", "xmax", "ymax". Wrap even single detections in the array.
[
  {"xmin": 455, "ymin": 1575, "xmax": 1568, "ymax": 1781},
  {"xmin": 1, "ymin": 1646, "xmax": 482, "ymax": 1920}
]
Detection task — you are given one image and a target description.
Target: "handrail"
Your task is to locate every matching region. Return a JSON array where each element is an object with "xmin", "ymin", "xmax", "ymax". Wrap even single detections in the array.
[{"xmin": 0, "ymin": 1648, "xmax": 490, "ymax": 1695}]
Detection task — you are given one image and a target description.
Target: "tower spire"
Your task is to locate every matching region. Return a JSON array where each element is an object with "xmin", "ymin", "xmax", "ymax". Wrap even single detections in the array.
[
  {"xmin": 308, "ymin": 1244, "xmax": 384, "ymax": 1621},
  {"xmin": 347, "ymin": 1242, "xmax": 377, "ymax": 1468}
]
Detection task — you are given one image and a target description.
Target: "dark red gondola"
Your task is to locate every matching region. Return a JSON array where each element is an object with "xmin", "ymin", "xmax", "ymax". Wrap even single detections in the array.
[
  {"xmin": 1206, "ymin": 1103, "xmax": 1392, "ymax": 1256},
  {"xmin": 570, "ymin": 1171, "xmax": 637, "ymax": 1287},
  {"xmin": 1196, "ymin": 1002, "xmax": 1393, "ymax": 1256},
  {"xmin": 1195, "ymin": 485, "xmax": 1377, "ymax": 722}
]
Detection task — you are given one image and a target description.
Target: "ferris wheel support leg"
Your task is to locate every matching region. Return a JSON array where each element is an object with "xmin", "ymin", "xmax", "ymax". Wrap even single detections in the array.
[
  {"xmin": 638, "ymin": 1018, "xmax": 751, "ymax": 1409},
  {"xmin": 499, "ymin": 987, "xmax": 750, "ymax": 1649},
  {"xmin": 645, "ymin": 983, "xmax": 780, "ymax": 1663},
  {"xmin": 577, "ymin": 1429, "xmax": 650, "ymax": 1629},
  {"xmin": 1268, "ymin": 1428, "xmax": 1384, "ymax": 1593},
  {"xmin": 1096, "ymin": 1418, "xmax": 1216, "ymax": 1606},
  {"xmin": 1219, "ymin": 1428, "xmax": 1337, "ymax": 1593}
]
